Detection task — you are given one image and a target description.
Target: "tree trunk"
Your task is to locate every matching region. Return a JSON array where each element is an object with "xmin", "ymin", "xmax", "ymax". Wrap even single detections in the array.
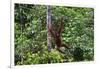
[{"xmin": 47, "ymin": 5, "xmax": 52, "ymax": 51}]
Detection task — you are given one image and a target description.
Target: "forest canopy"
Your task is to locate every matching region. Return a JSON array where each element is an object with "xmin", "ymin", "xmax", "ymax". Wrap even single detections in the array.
[{"xmin": 14, "ymin": 4, "xmax": 94, "ymax": 65}]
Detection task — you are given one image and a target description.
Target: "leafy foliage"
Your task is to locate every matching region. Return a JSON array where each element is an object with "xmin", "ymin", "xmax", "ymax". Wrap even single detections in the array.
[{"xmin": 14, "ymin": 4, "xmax": 94, "ymax": 65}]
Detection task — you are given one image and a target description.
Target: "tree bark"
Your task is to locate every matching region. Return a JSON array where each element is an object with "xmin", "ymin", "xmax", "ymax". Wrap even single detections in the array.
[{"xmin": 47, "ymin": 5, "xmax": 52, "ymax": 51}]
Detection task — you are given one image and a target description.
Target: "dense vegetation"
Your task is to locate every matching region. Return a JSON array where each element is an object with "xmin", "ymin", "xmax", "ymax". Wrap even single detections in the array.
[{"xmin": 14, "ymin": 4, "xmax": 94, "ymax": 65}]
